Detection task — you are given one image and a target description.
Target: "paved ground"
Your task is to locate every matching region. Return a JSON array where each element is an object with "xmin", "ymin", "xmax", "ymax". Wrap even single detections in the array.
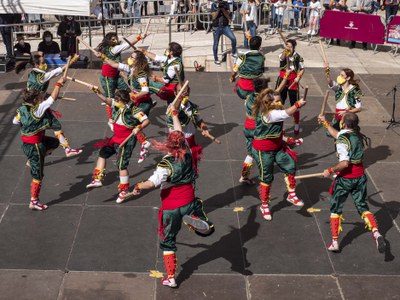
[{"xmin": 0, "ymin": 35, "xmax": 400, "ymax": 299}]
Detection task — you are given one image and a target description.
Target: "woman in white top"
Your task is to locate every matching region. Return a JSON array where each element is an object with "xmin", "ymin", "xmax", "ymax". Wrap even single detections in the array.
[
  {"xmin": 274, "ymin": 0, "xmax": 287, "ymax": 30},
  {"xmin": 308, "ymin": 0, "xmax": 321, "ymax": 35}
]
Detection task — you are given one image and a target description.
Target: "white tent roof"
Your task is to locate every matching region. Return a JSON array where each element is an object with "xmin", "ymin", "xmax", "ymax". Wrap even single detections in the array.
[{"xmin": 0, "ymin": 0, "xmax": 98, "ymax": 16}]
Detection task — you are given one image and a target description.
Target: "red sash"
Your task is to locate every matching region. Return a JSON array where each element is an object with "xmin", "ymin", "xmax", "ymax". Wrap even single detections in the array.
[
  {"xmin": 158, "ymin": 184, "xmax": 195, "ymax": 238},
  {"xmin": 252, "ymin": 136, "xmax": 283, "ymax": 151},
  {"xmin": 109, "ymin": 123, "xmax": 132, "ymax": 145},
  {"xmin": 157, "ymin": 83, "xmax": 177, "ymax": 101},
  {"xmin": 338, "ymin": 162, "xmax": 365, "ymax": 178},
  {"xmin": 335, "ymin": 108, "xmax": 347, "ymax": 120},
  {"xmin": 101, "ymin": 64, "xmax": 119, "ymax": 78},
  {"xmin": 236, "ymin": 78, "xmax": 255, "ymax": 91},
  {"xmin": 133, "ymin": 94, "xmax": 152, "ymax": 105},
  {"xmin": 244, "ymin": 117, "xmax": 255, "ymax": 130},
  {"xmin": 279, "ymin": 70, "xmax": 298, "ymax": 91},
  {"xmin": 21, "ymin": 131, "xmax": 44, "ymax": 144}
]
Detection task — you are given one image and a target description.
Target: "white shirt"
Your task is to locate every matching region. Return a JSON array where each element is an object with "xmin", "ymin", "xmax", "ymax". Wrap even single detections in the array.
[
  {"xmin": 31, "ymin": 67, "xmax": 63, "ymax": 84},
  {"xmin": 329, "ymin": 81, "xmax": 362, "ymax": 110},
  {"xmin": 309, "ymin": 1, "xmax": 321, "ymax": 17},
  {"xmin": 13, "ymin": 96, "xmax": 55, "ymax": 124},
  {"xmin": 154, "ymin": 55, "xmax": 181, "ymax": 83},
  {"xmin": 336, "ymin": 129, "xmax": 352, "ymax": 162},
  {"xmin": 118, "ymin": 63, "xmax": 149, "ymax": 93},
  {"xmin": 262, "ymin": 109, "xmax": 290, "ymax": 123}
]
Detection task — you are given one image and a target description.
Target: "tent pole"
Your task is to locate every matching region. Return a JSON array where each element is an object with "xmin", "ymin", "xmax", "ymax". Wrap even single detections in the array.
[
  {"xmin": 88, "ymin": 16, "xmax": 93, "ymax": 68},
  {"xmin": 101, "ymin": 0, "xmax": 105, "ymax": 37}
]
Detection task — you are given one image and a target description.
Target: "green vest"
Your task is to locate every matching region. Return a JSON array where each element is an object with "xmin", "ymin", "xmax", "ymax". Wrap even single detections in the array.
[
  {"xmin": 103, "ymin": 46, "xmax": 121, "ymax": 66},
  {"xmin": 112, "ymin": 104, "xmax": 143, "ymax": 129},
  {"xmin": 27, "ymin": 70, "xmax": 48, "ymax": 92},
  {"xmin": 245, "ymin": 93, "xmax": 257, "ymax": 120},
  {"xmin": 238, "ymin": 52, "xmax": 265, "ymax": 79},
  {"xmin": 335, "ymin": 131, "xmax": 364, "ymax": 164},
  {"xmin": 335, "ymin": 85, "xmax": 362, "ymax": 109},
  {"xmin": 253, "ymin": 111, "xmax": 284, "ymax": 140},
  {"xmin": 17, "ymin": 104, "xmax": 53, "ymax": 136},
  {"xmin": 129, "ymin": 70, "xmax": 147, "ymax": 92},
  {"xmin": 279, "ymin": 52, "xmax": 304, "ymax": 73},
  {"xmin": 165, "ymin": 100, "xmax": 199, "ymax": 128},
  {"xmin": 157, "ymin": 152, "xmax": 197, "ymax": 185},
  {"xmin": 162, "ymin": 57, "xmax": 185, "ymax": 84}
]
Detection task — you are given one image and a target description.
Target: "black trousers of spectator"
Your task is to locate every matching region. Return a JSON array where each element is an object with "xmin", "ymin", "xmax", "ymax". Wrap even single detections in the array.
[{"xmin": 0, "ymin": 28, "xmax": 13, "ymax": 58}]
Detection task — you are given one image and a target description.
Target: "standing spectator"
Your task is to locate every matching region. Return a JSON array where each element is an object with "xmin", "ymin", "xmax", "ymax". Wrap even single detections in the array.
[
  {"xmin": 154, "ymin": 0, "xmax": 165, "ymax": 15},
  {"xmin": 127, "ymin": 0, "xmax": 140, "ymax": 23},
  {"xmin": 141, "ymin": 0, "xmax": 149, "ymax": 16},
  {"xmin": 268, "ymin": 0, "xmax": 279, "ymax": 33},
  {"xmin": 349, "ymin": 0, "xmax": 372, "ymax": 50},
  {"xmin": 0, "ymin": 14, "xmax": 15, "ymax": 59},
  {"xmin": 57, "ymin": 16, "xmax": 82, "ymax": 56},
  {"xmin": 307, "ymin": 0, "xmax": 321, "ymax": 35},
  {"xmin": 290, "ymin": 0, "xmax": 303, "ymax": 30},
  {"xmin": 275, "ymin": 0, "xmax": 286, "ymax": 30},
  {"xmin": 381, "ymin": 0, "xmax": 399, "ymax": 23},
  {"xmin": 241, "ymin": 0, "xmax": 258, "ymax": 48},
  {"xmin": 329, "ymin": 0, "xmax": 347, "ymax": 45},
  {"xmin": 211, "ymin": 0, "xmax": 237, "ymax": 65},
  {"xmin": 38, "ymin": 31, "xmax": 61, "ymax": 55}
]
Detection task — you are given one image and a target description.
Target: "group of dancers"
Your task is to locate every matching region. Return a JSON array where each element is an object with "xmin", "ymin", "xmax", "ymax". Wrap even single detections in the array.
[{"xmin": 13, "ymin": 31, "xmax": 386, "ymax": 288}]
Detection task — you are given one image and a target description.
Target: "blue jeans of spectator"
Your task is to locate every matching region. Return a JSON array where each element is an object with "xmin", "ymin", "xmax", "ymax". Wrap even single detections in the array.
[
  {"xmin": 277, "ymin": 14, "xmax": 284, "ymax": 30},
  {"xmin": 213, "ymin": 26, "xmax": 237, "ymax": 61},
  {"xmin": 292, "ymin": 11, "xmax": 300, "ymax": 28},
  {"xmin": 127, "ymin": 0, "xmax": 140, "ymax": 23},
  {"xmin": 385, "ymin": 5, "xmax": 399, "ymax": 24},
  {"xmin": 270, "ymin": 5, "xmax": 277, "ymax": 28},
  {"xmin": 243, "ymin": 21, "xmax": 257, "ymax": 48}
]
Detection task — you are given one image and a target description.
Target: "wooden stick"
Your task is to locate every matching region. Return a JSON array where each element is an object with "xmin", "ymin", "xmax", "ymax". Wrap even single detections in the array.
[
  {"xmin": 63, "ymin": 56, "xmax": 71, "ymax": 78},
  {"xmin": 67, "ymin": 76, "xmax": 98, "ymax": 90},
  {"xmin": 119, "ymin": 130, "xmax": 136, "ymax": 149},
  {"xmin": 319, "ymin": 40, "xmax": 328, "ymax": 65},
  {"xmin": 58, "ymin": 97, "xmax": 77, "ymax": 101},
  {"xmin": 303, "ymin": 86, "xmax": 309, "ymax": 101},
  {"xmin": 76, "ymin": 37, "xmax": 97, "ymax": 54},
  {"xmin": 278, "ymin": 30, "xmax": 287, "ymax": 46},
  {"xmin": 123, "ymin": 37, "xmax": 137, "ymax": 50},
  {"xmin": 295, "ymin": 172, "xmax": 325, "ymax": 179},
  {"xmin": 204, "ymin": 132, "xmax": 221, "ymax": 144},
  {"xmin": 168, "ymin": 80, "xmax": 189, "ymax": 113},
  {"xmin": 173, "ymin": 66, "xmax": 183, "ymax": 86},
  {"xmin": 288, "ymin": 80, "xmax": 304, "ymax": 90},
  {"xmin": 320, "ymin": 90, "xmax": 330, "ymax": 116},
  {"xmin": 142, "ymin": 18, "xmax": 151, "ymax": 43},
  {"xmin": 325, "ymin": 111, "xmax": 338, "ymax": 115}
]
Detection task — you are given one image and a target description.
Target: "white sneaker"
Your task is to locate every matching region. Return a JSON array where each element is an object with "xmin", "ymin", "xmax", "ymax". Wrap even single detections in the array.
[
  {"xmin": 108, "ymin": 120, "xmax": 114, "ymax": 132},
  {"xmin": 116, "ymin": 191, "xmax": 128, "ymax": 204},
  {"xmin": 161, "ymin": 277, "xmax": 177, "ymax": 288},
  {"xmin": 65, "ymin": 148, "xmax": 83, "ymax": 157},
  {"xmin": 26, "ymin": 160, "xmax": 31, "ymax": 168},
  {"xmin": 214, "ymin": 60, "xmax": 221, "ymax": 65},
  {"xmin": 138, "ymin": 141, "xmax": 151, "ymax": 164},
  {"xmin": 183, "ymin": 215, "xmax": 210, "ymax": 233},
  {"xmin": 239, "ymin": 176, "xmax": 255, "ymax": 185},
  {"xmin": 327, "ymin": 239, "xmax": 339, "ymax": 252},
  {"xmin": 311, "ymin": 30, "xmax": 316, "ymax": 36},
  {"xmin": 287, "ymin": 192, "xmax": 304, "ymax": 207},
  {"xmin": 373, "ymin": 231, "xmax": 386, "ymax": 253},
  {"xmin": 29, "ymin": 200, "xmax": 48, "ymax": 211},
  {"xmin": 307, "ymin": 29, "xmax": 312, "ymax": 35},
  {"xmin": 86, "ymin": 180, "xmax": 103, "ymax": 189},
  {"xmin": 260, "ymin": 204, "xmax": 272, "ymax": 221}
]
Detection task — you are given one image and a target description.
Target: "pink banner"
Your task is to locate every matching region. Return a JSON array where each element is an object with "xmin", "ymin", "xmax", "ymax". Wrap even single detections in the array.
[
  {"xmin": 320, "ymin": 10, "xmax": 385, "ymax": 44},
  {"xmin": 387, "ymin": 16, "xmax": 400, "ymax": 44}
]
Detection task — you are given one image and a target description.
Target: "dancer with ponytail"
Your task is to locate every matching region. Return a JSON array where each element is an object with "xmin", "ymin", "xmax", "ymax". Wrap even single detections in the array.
[
  {"xmin": 99, "ymin": 49, "xmax": 153, "ymax": 163},
  {"xmin": 13, "ymin": 77, "xmax": 66, "ymax": 210},
  {"xmin": 251, "ymin": 88, "xmax": 306, "ymax": 221},
  {"xmin": 85, "ymin": 88, "xmax": 149, "ymax": 204},
  {"xmin": 130, "ymin": 103, "xmax": 214, "ymax": 288},
  {"xmin": 324, "ymin": 64, "xmax": 362, "ymax": 132},
  {"xmin": 275, "ymin": 39, "xmax": 305, "ymax": 135},
  {"xmin": 318, "ymin": 112, "xmax": 386, "ymax": 253}
]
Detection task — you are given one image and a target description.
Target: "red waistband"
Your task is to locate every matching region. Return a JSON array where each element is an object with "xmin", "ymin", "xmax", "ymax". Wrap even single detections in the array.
[
  {"xmin": 134, "ymin": 94, "xmax": 151, "ymax": 105},
  {"xmin": 110, "ymin": 123, "xmax": 133, "ymax": 145},
  {"xmin": 21, "ymin": 131, "xmax": 44, "ymax": 144},
  {"xmin": 102, "ymin": 64, "xmax": 119, "ymax": 78},
  {"xmin": 338, "ymin": 163, "xmax": 365, "ymax": 178},
  {"xmin": 335, "ymin": 108, "xmax": 347, "ymax": 120},
  {"xmin": 279, "ymin": 70, "xmax": 298, "ymax": 91},
  {"xmin": 237, "ymin": 78, "xmax": 255, "ymax": 91},
  {"xmin": 160, "ymin": 184, "xmax": 195, "ymax": 210},
  {"xmin": 244, "ymin": 116, "xmax": 255, "ymax": 129},
  {"xmin": 252, "ymin": 135, "xmax": 283, "ymax": 151},
  {"xmin": 279, "ymin": 70, "xmax": 297, "ymax": 80}
]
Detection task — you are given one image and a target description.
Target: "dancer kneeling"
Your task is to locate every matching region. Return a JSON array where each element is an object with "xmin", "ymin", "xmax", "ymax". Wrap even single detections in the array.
[
  {"xmin": 86, "ymin": 88, "xmax": 149, "ymax": 204},
  {"xmin": 129, "ymin": 104, "xmax": 214, "ymax": 288},
  {"xmin": 251, "ymin": 88, "xmax": 306, "ymax": 221}
]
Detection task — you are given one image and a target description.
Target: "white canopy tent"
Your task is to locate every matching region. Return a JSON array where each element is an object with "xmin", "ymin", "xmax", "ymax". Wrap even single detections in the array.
[{"xmin": 0, "ymin": 0, "xmax": 99, "ymax": 16}]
